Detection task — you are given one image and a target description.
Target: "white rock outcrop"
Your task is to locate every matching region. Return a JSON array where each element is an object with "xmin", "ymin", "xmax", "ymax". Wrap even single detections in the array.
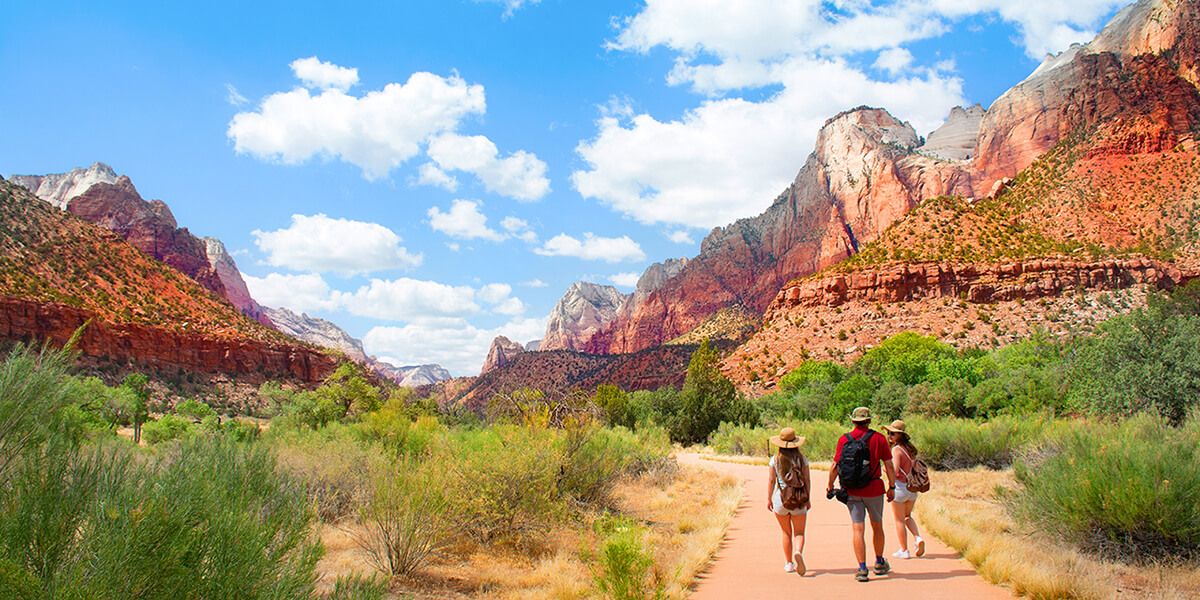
[
  {"xmin": 8, "ymin": 162, "xmax": 120, "ymax": 209},
  {"xmin": 918, "ymin": 104, "xmax": 985, "ymax": 161},
  {"xmin": 538, "ymin": 282, "xmax": 628, "ymax": 351}
]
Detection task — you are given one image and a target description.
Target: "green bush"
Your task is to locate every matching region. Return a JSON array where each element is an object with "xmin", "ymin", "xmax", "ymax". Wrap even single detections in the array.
[
  {"xmin": 345, "ymin": 456, "xmax": 451, "ymax": 577},
  {"xmin": 557, "ymin": 426, "xmax": 668, "ymax": 506},
  {"xmin": 141, "ymin": 413, "xmax": 194, "ymax": 445},
  {"xmin": 854, "ymin": 332, "xmax": 956, "ymax": 385},
  {"xmin": 905, "ymin": 378, "xmax": 971, "ymax": 418},
  {"xmin": 592, "ymin": 516, "xmax": 665, "ymax": 600},
  {"xmin": 1013, "ymin": 415, "xmax": 1200, "ymax": 561},
  {"xmin": 909, "ymin": 416, "xmax": 1054, "ymax": 469},
  {"xmin": 709, "ymin": 420, "xmax": 845, "ymax": 461}
]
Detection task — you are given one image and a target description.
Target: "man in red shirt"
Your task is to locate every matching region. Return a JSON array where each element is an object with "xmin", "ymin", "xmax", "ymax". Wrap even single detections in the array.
[{"xmin": 826, "ymin": 406, "xmax": 897, "ymax": 582}]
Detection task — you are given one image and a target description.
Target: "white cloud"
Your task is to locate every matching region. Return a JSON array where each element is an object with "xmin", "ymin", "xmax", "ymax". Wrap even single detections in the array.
[
  {"xmin": 608, "ymin": 272, "xmax": 640, "ymax": 288},
  {"xmin": 473, "ymin": 0, "xmax": 541, "ymax": 19},
  {"xmin": 290, "ymin": 56, "xmax": 359, "ymax": 91},
  {"xmin": 578, "ymin": 0, "xmax": 1123, "ymax": 230},
  {"xmin": 493, "ymin": 297, "xmax": 526, "ymax": 316},
  {"xmin": 522, "ymin": 279, "xmax": 548, "ymax": 288},
  {"xmin": 416, "ymin": 163, "xmax": 459, "ymax": 191},
  {"xmin": 252, "ymin": 214, "xmax": 422, "ymax": 275},
  {"xmin": 427, "ymin": 199, "xmax": 506, "ymax": 241},
  {"xmin": 228, "ymin": 65, "xmax": 485, "ymax": 180},
  {"xmin": 666, "ymin": 230, "xmax": 695, "ymax": 244},
  {"xmin": 243, "ymin": 272, "xmax": 340, "ymax": 313},
  {"xmin": 338, "ymin": 278, "xmax": 480, "ymax": 321},
  {"xmin": 477, "ymin": 283, "xmax": 512, "ymax": 304},
  {"xmin": 425, "ymin": 133, "xmax": 550, "ymax": 201},
  {"xmin": 874, "ymin": 48, "xmax": 914, "ymax": 75},
  {"xmin": 534, "ymin": 233, "xmax": 646, "ymax": 263},
  {"xmin": 363, "ymin": 315, "xmax": 547, "ymax": 376},
  {"xmin": 501, "ymin": 216, "xmax": 538, "ymax": 243},
  {"xmin": 225, "ymin": 83, "xmax": 248, "ymax": 106}
]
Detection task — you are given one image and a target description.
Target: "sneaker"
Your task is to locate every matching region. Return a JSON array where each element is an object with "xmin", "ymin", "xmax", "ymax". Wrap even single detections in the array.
[
  {"xmin": 915, "ymin": 537, "xmax": 926, "ymax": 557},
  {"xmin": 785, "ymin": 562, "xmax": 795, "ymax": 573},
  {"xmin": 793, "ymin": 552, "xmax": 806, "ymax": 576},
  {"xmin": 892, "ymin": 549, "xmax": 910, "ymax": 559},
  {"xmin": 874, "ymin": 558, "xmax": 891, "ymax": 575},
  {"xmin": 855, "ymin": 567, "xmax": 869, "ymax": 582}
]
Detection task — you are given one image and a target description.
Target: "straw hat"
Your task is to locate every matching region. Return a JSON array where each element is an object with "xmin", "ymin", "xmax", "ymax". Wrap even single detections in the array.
[
  {"xmin": 883, "ymin": 419, "xmax": 907, "ymax": 434},
  {"xmin": 769, "ymin": 427, "xmax": 805, "ymax": 449},
  {"xmin": 850, "ymin": 406, "xmax": 873, "ymax": 422}
]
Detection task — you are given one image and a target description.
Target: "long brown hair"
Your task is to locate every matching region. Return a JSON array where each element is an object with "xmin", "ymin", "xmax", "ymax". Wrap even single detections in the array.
[{"xmin": 777, "ymin": 446, "xmax": 805, "ymax": 479}]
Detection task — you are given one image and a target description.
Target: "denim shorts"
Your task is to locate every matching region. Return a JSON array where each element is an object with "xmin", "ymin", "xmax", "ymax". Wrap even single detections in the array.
[
  {"xmin": 847, "ymin": 494, "xmax": 885, "ymax": 523},
  {"xmin": 771, "ymin": 487, "xmax": 809, "ymax": 516}
]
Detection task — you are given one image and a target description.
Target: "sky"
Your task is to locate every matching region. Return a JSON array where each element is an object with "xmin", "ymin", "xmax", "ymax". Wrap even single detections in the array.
[{"xmin": 0, "ymin": 0, "xmax": 1131, "ymax": 376}]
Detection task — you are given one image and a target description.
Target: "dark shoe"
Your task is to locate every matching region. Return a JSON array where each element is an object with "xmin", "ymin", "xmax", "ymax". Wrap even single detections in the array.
[
  {"xmin": 855, "ymin": 567, "xmax": 869, "ymax": 582},
  {"xmin": 874, "ymin": 558, "xmax": 891, "ymax": 575}
]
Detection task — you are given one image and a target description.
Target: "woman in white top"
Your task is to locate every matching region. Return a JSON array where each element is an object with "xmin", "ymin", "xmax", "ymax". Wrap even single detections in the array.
[
  {"xmin": 884, "ymin": 420, "xmax": 925, "ymax": 559},
  {"xmin": 767, "ymin": 427, "xmax": 811, "ymax": 575}
]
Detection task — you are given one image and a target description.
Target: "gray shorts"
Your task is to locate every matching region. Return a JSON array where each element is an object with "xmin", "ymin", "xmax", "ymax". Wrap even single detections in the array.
[{"xmin": 847, "ymin": 494, "xmax": 885, "ymax": 523}]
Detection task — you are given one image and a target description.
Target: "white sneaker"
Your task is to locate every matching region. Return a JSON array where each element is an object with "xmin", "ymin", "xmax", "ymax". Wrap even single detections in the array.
[
  {"xmin": 915, "ymin": 537, "xmax": 926, "ymax": 557},
  {"xmin": 785, "ymin": 562, "xmax": 796, "ymax": 572},
  {"xmin": 794, "ymin": 552, "xmax": 806, "ymax": 576},
  {"xmin": 892, "ymin": 549, "xmax": 910, "ymax": 559}
]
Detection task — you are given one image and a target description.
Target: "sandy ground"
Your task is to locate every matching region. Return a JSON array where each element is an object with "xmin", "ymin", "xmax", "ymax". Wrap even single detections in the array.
[{"xmin": 678, "ymin": 453, "xmax": 1015, "ymax": 599}]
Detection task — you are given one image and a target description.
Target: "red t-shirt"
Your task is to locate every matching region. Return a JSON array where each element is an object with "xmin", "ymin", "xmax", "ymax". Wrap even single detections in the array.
[{"xmin": 833, "ymin": 425, "xmax": 890, "ymax": 497}]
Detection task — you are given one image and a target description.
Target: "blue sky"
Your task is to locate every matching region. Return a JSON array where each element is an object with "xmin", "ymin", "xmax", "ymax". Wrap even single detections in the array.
[{"xmin": 1, "ymin": 0, "xmax": 1129, "ymax": 376}]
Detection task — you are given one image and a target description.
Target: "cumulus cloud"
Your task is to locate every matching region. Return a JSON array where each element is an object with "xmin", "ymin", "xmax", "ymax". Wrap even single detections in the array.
[
  {"xmin": 425, "ymin": 133, "xmax": 550, "ymax": 201},
  {"xmin": 363, "ymin": 315, "xmax": 547, "ymax": 376},
  {"xmin": 534, "ymin": 233, "xmax": 646, "ymax": 263},
  {"xmin": 577, "ymin": 0, "xmax": 1122, "ymax": 230},
  {"xmin": 428, "ymin": 199, "xmax": 506, "ymax": 241},
  {"xmin": 243, "ymin": 272, "xmax": 341, "ymax": 313},
  {"xmin": 608, "ymin": 272, "xmax": 640, "ymax": 288},
  {"xmin": 290, "ymin": 56, "xmax": 359, "ymax": 91},
  {"xmin": 501, "ymin": 216, "xmax": 538, "ymax": 243},
  {"xmin": 252, "ymin": 214, "xmax": 422, "ymax": 275},
  {"xmin": 492, "ymin": 297, "xmax": 526, "ymax": 316},
  {"xmin": 522, "ymin": 279, "xmax": 548, "ymax": 288},
  {"xmin": 666, "ymin": 230, "xmax": 695, "ymax": 244},
  {"xmin": 416, "ymin": 163, "xmax": 459, "ymax": 191},
  {"xmin": 477, "ymin": 283, "xmax": 512, "ymax": 304},
  {"xmin": 228, "ymin": 62, "xmax": 486, "ymax": 180},
  {"xmin": 337, "ymin": 278, "xmax": 480, "ymax": 321}
]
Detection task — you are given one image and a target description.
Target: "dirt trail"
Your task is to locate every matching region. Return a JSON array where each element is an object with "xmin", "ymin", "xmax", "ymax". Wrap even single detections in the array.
[{"xmin": 679, "ymin": 453, "xmax": 1015, "ymax": 599}]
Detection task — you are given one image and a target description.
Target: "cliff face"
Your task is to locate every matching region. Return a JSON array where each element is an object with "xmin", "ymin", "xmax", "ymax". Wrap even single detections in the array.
[
  {"xmin": 7, "ymin": 162, "xmax": 120, "ymax": 210},
  {"xmin": 261, "ymin": 305, "xmax": 367, "ymax": 363},
  {"xmin": 205, "ymin": 238, "xmax": 273, "ymax": 327},
  {"xmin": 584, "ymin": 0, "xmax": 1200, "ymax": 356},
  {"xmin": 586, "ymin": 108, "xmax": 975, "ymax": 354},
  {"xmin": 480, "ymin": 335, "xmax": 527, "ymax": 375},
  {"xmin": 539, "ymin": 282, "xmax": 628, "ymax": 352},
  {"xmin": 0, "ymin": 295, "xmax": 336, "ymax": 383}
]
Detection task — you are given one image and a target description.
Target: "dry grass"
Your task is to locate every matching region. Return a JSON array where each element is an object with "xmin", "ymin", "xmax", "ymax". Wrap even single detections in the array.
[
  {"xmin": 916, "ymin": 468, "xmax": 1200, "ymax": 600},
  {"xmin": 314, "ymin": 461, "xmax": 743, "ymax": 599}
]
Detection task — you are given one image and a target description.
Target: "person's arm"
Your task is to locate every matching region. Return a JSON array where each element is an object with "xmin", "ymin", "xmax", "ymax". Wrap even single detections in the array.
[
  {"xmin": 828, "ymin": 436, "xmax": 843, "ymax": 494},
  {"xmin": 884, "ymin": 443, "xmax": 897, "ymax": 502},
  {"xmin": 767, "ymin": 463, "xmax": 776, "ymax": 511}
]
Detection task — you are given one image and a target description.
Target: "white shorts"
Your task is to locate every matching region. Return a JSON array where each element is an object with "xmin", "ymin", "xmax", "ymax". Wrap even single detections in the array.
[
  {"xmin": 771, "ymin": 487, "xmax": 809, "ymax": 516},
  {"xmin": 894, "ymin": 481, "xmax": 919, "ymax": 503}
]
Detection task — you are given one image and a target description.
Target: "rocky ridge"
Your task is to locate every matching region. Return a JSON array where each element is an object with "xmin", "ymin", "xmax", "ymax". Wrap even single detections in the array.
[
  {"xmin": 205, "ymin": 238, "xmax": 273, "ymax": 327},
  {"xmin": 538, "ymin": 282, "xmax": 628, "ymax": 352},
  {"xmin": 261, "ymin": 305, "xmax": 368, "ymax": 363},
  {"xmin": 8, "ymin": 162, "xmax": 120, "ymax": 210},
  {"xmin": 480, "ymin": 335, "xmax": 527, "ymax": 375}
]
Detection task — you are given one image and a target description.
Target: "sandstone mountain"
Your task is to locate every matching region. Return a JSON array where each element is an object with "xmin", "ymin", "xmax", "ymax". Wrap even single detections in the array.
[
  {"xmin": 538, "ymin": 282, "xmax": 627, "ymax": 352},
  {"xmin": 382, "ymin": 363, "xmax": 452, "ymax": 387},
  {"xmin": 0, "ymin": 178, "xmax": 336, "ymax": 384},
  {"xmin": 481, "ymin": 335, "xmax": 527, "ymax": 375},
  {"xmin": 261, "ymin": 305, "xmax": 369, "ymax": 364},
  {"xmin": 579, "ymin": 0, "xmax": 1200, "ymax": 359},
  {"xmin": 8, "ymin": 162, "xmax": 120, "ymax": 210},
  {"xmin": 205, "ymin": 238, "xmax": 274, "ymax": 327}
]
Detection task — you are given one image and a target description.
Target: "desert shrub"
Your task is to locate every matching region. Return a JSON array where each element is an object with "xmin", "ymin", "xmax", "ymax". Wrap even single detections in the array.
[
  {"xmin": 279, "ymin": 390, "xmax": 344, "ymax": 430},
  {"xmin": 594, "ymin": 384, "xmax": 637, "ymax": 429},
  {"xmin": 965, "ymin": 378, "xmax": 1010, "ymax": 418},
  {"xmin": 327, "ymin": 574, "xmax": 388, "ymax": 600},
  {"xmin": 356, "ymin": 401, "xmax": 441, "ymax": 456},
  {"xmin": 440, "ymin": 425, "xmax": 562, "ymax": 544},
  {"xmin": 909, "ymin": 416, "xmax": 1050, "ymax": 469},
  {"xmin": 272, "ymin": 425, "xmax": 381, "ymax": 523},
  {"xmin": 709, "ymin": 420, "xmax": 844, "ymax": 461},
  {"xmin": 221, "ymin": 418, "xmax": 263, "ymax": 443},
  {"xmin": 141, "ymin": 413, "xmax": 194, "ymax": 445},
  {"xmin": 345, "ymin": 456, "xmax": 452, "ymax": 577},
  {"xmin": 173, "ymin": 398, "xmax": 214, "ymax": 421},
  {"xmin": 778, "ymin": 360, "xmax": 845, "ymax": 393},
  {"xmin": 0, "ymin": 341, "xmax": 83, "ymax": 485},
  {"xmin": 1013, "ymin": 415, "xmax": 1200, "ymax": 561},
  {"xmin": 592, "ymin": 516, "xmax": 665, "ymax": 600},
  {"xmin": 905, "ymin": 378, "xmax": 971, "ymax": 418},
  {"xmin": 557, "ymin": 426, "xmax": 668, "ymax": 506}
]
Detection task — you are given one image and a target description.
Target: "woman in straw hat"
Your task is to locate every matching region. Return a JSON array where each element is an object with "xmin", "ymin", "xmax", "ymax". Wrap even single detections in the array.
[
  {"xmin": 883, "ymin": 420, "xmax": 925, "ymax": 559},
  {"xmin": 768, "ymin": 427, "xmax": 811, "ymax": 575}
]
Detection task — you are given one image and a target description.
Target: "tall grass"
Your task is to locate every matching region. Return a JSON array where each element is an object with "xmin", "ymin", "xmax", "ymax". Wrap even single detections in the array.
[
  {"xmin": 1012, "ymin": 415, "xmax": 1200, "ymax": 561},
  {"xmin": 709, "ymin": 421, "xmax": 845, "ymax": 461}
]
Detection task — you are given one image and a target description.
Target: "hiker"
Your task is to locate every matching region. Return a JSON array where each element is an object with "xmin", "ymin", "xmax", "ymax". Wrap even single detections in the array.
[
  {"xmin": 826, "ymin": 406, "xmax": 897, "ymax": 582},
  {"xmin": 767, "ymin": 427, "xmax": 811, "ymax": 575},
  {"xmin": 885, "ymin": 420, "xmax": 926, "ymax": 559}
]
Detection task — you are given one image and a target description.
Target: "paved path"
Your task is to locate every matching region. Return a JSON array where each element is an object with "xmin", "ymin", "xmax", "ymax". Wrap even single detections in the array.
[{"xmin": 679, "ymin": 454, "xmax": 1014, "ymax": 599}]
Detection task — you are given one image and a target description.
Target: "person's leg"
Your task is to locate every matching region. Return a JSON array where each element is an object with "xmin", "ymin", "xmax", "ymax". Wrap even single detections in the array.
[
  {"xmin": 905, "ymin": 501, "xmax": 925, "ymax": 556},
  {"xmin": 891, "ymin": 499, "xmax": 909, "ymax": 552},
  {"xmin": 870, "ymin": 519, "xmax": 886, "ymax": 557},
  {"xmin": 790, "ymin": 513, "xmax": 808, "ymax": 574},
  {"xmin": 851, "ymin": 521, "xmax": 867, "ymax": 563},
  {"xmin": 774, "ymin": 512, "xmax": 794, "ymax": 564}
]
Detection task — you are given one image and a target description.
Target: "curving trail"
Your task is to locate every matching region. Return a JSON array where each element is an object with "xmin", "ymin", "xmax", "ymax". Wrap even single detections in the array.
[{"xmin": 679, "ymin": 454, "xmax": 1015, "ymax": 599}]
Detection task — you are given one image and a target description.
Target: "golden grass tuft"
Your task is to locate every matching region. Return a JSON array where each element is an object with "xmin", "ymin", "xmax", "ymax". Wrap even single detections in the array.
[{"xmin": 915, "ymin": 468, "xmax": 1200, "ymax": 600}]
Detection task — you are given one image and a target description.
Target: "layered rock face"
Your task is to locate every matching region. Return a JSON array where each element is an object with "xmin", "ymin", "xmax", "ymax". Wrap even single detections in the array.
[
  {"xmin": 261, "ymin": 305, "xmax": 368, "ymax": 363},
  {"xmin": 387, "ymin": 364, "xmax": 452, "ymax": 387},
  {"xmin": 539, "ymin": 282, "xmax": 628, "ymax": 351},
  {"xmin": 7, "ymin": 162, "xmax": 119, "ymax": 209},
  {"xmin": 585, "ymin": 108, "xmax": 975, "ymax": 354},
  {"xmin": 0, "ymin": 295, "xmax": 336, "ymax": 383},
  {"xmin": 205, "ymin": 238, "xmax": 273, "ymax": 327},
  {"xmin": 584, "ymin": 0, "xmax": 1200, "ymax": 356},
  {"xmin": 481, "ymin": 335, "xmax": 526, "ymax": 375}
]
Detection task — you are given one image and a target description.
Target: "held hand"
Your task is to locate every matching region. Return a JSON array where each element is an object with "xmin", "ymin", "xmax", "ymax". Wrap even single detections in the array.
[
  {"xmin": 886, "ymin": 488, "xmax": 895, "ymax": 502},
  {"xmin": 767, "ymin": 499, "xmax": 774, "ymax": 511}
]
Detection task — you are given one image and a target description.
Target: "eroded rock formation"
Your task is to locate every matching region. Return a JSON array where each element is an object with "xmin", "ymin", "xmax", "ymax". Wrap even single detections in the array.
[{"xmin": 481, "ymin": 335, "xmax": 527, "ymax": 375}]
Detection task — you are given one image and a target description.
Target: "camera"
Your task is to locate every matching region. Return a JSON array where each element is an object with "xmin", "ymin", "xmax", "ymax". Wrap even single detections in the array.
[{"xmin": 827, "ymin": 487, "xmax": 849, "ymax": 504}]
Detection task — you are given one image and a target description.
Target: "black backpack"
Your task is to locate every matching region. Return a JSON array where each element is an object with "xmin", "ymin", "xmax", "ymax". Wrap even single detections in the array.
[{"xmin": 837, "ymin": 430, "xmax": 876, "ymax": 489}]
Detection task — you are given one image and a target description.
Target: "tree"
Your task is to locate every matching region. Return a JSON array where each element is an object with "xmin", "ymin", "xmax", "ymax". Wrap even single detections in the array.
[
  {"xmin": 121, "ymin": 373, "xmax": 150, "ymax": 445},
  {"xmin": 854, "ymin": 332, "xmax": 956, "ymax": 386},
  {"xmin": 593, "ymin": 384, "xmax": 635, "ymax": 429},
  {"xmin": 671, "ymin": 340, "xmax": 758, "ymax": 445}
]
